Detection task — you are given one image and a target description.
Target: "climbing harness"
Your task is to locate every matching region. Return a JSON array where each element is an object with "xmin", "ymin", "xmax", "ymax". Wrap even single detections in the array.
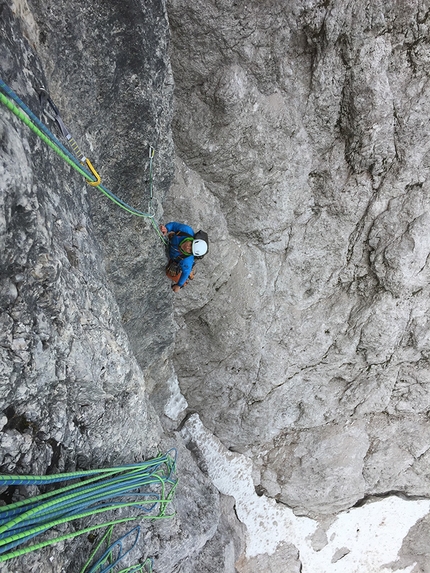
[
  {"xmin": 0, "ymin": 450, "xmax": 177, "ymax": 563},
  {"xmin": 165, "ymin": 260, "xmax": 182, "ymax": 280},
  {"xmin": 0, "ymin": 78, "xmax": 167, "ymax": 244}
]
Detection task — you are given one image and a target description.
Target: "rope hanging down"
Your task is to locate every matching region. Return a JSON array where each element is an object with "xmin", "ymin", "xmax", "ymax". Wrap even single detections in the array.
[
  {"xmin": 147, "ymin": 145, "xmax": 156, "ymax": 216},
  {"xmin": 0, "ymin": 79, "xmax": 167, "ymax": 244}
]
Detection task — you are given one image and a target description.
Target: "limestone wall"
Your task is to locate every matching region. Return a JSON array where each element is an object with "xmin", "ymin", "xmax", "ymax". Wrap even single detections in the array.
[{"xmin": 2, "ymin": 0, "xmax": 430, "ymax": 571}]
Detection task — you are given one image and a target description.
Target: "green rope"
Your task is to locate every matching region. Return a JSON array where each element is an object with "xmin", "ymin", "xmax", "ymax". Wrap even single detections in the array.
[
  {"xmin": 117, "ymin": 563, "xmax": 153, "ymax": 573},
  {"xmin": 0, "ymin": 451, "xmax": 178, "ymax": 563},
  {"xmin": 0, "ymin": 88, "xmax": 168, "ymax": 245},
  {"xmin": 0, "ymin": 457, "xmax": 169, "ymax": 485},
  {"xmin": 80, "ymin": 524, "xmax": 154, "ymax": 573},
  {"xmin": 0, "ymin": 517, "xmax": 137, "ymax": 563},
  {"xmin": 0, "ymin": 91, "xmax": 90, "ymax": 179},
  {"xmin": 80, "ymin": 525, "xmax": 115, "ymax": 573}
]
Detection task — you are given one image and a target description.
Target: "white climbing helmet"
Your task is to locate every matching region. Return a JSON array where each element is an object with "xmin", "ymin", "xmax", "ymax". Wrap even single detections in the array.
[{"xmin": 192, "ymin": 239, "xmax": 208, "ymax": 257}]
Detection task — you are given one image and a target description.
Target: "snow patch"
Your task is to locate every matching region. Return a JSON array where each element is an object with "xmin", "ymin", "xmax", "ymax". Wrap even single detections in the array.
[
  {"xmin": 164, "ymin": 374, "xmax": 188, "ymax": 420},
  {"xmin": 182, "ymin": 413, "xmax": 430, "ymax": 573}
]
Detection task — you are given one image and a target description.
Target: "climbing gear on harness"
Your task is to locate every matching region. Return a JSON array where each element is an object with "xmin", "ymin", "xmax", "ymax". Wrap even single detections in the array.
[
  {"xmin": 0, "ymin": 78, "xmax": 167, "ymax": 245},
  {"xmin": 166, "ymin": 260, "xmax": 182, "ymax": 278}
]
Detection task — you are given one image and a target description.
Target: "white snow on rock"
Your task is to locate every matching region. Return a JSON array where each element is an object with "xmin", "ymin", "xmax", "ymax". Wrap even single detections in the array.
[
  {"xmin": 182, "ymin": 413, "xmax": 430, "ymax": 573},
  {"xmin": 164, "ymin": 374, "xmax": 188, "ymax": 420}
]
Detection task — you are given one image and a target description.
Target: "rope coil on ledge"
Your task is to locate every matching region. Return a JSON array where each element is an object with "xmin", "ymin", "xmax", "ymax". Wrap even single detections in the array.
[{"xmin": 0, "ymin": 450, "xmax": 177, "ymax": 563}]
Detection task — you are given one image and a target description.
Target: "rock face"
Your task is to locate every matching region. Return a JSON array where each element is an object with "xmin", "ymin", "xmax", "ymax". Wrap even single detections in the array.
[
  {"xmin": 0, "ymin": 1, "xmax": 231, "ymax": 571},
  {"xmin": 3, "ymin": 0, "xmax": 430, "ymax": 571},
  {"xmin": 167, "ymin": 0, "xmax": 430, "ymax": 521}
]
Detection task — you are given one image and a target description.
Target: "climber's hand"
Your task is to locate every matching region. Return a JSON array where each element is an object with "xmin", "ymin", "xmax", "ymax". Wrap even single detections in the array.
[
  {"xmin": 160, "ymin": 225, "xmax": 168, "ymax": 235},
  {"xmin": 171, "ymin": 284, "xmax": 181, "ymax": 293}
]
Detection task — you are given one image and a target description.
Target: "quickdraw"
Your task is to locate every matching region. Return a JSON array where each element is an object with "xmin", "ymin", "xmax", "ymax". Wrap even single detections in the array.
[
  {"xmin": 0, "ymin": 78, "xmax": 168, "ymax": 244},
  {"xmin": 38, "ymin": 86, "xmax": 102, "ymax": 187}
]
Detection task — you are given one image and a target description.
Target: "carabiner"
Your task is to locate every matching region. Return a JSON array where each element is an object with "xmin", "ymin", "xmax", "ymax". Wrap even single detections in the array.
[{"xmin": 85, "ymin": 158, "xmax": 102, "ymax": 187}]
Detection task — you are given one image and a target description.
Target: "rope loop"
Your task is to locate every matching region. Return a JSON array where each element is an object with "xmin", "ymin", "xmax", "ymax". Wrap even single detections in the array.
[{"xmin": 0, "ymin": 452, "xmax": 178, "ymax": 562}]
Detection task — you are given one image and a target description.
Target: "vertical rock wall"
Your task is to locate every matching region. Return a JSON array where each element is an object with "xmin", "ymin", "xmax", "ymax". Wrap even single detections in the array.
[
  {"xmin": 166, "ymin": 0, "xmax": 430, "ymax": 554},
  {"xmin": 25, "ymin": 0, "xmax": 177, "ymax": 372},
  {"xmin": 1, "ymin": 0, "xmax": 173, "ymax": 464},
  {"xmin": 3, "ymin": 0, "xmax": 430, "ymax": 570},
  {"xmin": 0, "ymin": 1, "xmax": 232, "ymax": 571}
]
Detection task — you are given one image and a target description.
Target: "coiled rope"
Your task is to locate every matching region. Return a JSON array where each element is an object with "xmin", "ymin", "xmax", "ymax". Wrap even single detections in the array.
[
  {"xmin": 81, "ymin": 524, "xmax": 153, "ymax": 573},
  {"xmin": 0, "ymin": 450, "xmax": 177, "ymax": 563},
  {"xmin": 0, "ymin": 79, "xmax": 167, "ymax": 244}
]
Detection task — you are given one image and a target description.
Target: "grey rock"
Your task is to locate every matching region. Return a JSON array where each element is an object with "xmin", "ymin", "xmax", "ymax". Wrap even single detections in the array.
[
  {"xmin": 1, "ymin": 1, "xmax": 225, "ymax": 571},
  {"xmin": 394, "ymin": 512, "xmax": 430, "ymax": 573},
  {"xmin": 260, "ymin": 420, "xmax": 369, "ymax": 516},
  {"xmin": 236, "ymin": 542, "xmax": 302, "ymax": 573},
  {"xmin": 167, "ymin": 0, "xmax": 430, "ymax": 525},
  {"xmin": 3, "ymin": 0, "xmax": 430, "ymax": 570}
]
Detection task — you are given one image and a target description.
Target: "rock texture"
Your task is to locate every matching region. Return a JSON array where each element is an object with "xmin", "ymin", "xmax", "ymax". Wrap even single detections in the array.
[
  {"xmin": 166, "ymin": 0, "xmax": 430, "ymax": 524},
  {"xmin": 3, "ymin": 0, "xmax": 430, "ymax": 571},
  {"xmin": 1, "ymin": 0, "xmax": 234, "ymax": 571},
  {"xmin": 181, "ymin": 412, "xmax": 430, "ymax": 573}
]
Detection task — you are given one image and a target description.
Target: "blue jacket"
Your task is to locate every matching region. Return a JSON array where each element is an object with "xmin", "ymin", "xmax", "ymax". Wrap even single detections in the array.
[{"xmin": 166, "ymin": 222, "xmax": 195, "ymax": 287}]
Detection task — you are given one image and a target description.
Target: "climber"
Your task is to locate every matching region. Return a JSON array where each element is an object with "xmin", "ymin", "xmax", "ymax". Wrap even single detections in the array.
[{"xmin": 160, "ymin": 222, "xmax": 209, "ymax": 293}]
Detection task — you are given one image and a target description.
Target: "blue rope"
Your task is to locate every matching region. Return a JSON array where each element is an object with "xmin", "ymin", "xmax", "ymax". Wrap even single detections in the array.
[
  {"xmin": 0, "ymin": 451, "xmax": 178, "ymax": 561},
  {"xmin": 87, "ymin": 526, "xmax": 140, "ymax": 573},
  {"xmin": 0, "ymin": 455, "xmax": 172, "ymax": 486},
  {"xmin": 0, "ymin": 79, "xmax": 86, "ymax": 169},
  {"xmin": 0, "ymin": 78, "xmax": 168, "ymax": 243}
]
